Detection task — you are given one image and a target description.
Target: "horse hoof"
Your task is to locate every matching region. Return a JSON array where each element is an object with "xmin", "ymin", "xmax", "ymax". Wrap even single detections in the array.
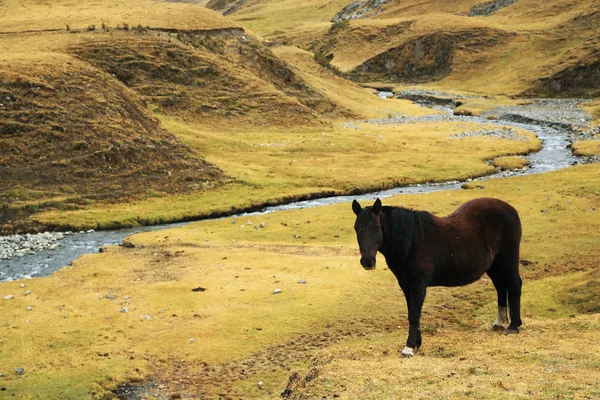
[
  {"xmin": 505, "ymin": 327, "xmax": 519, "ymax": 335},
  {"xmin": 492, "ymin": 324, "xmax": 504, "ymax": 332},
  {"xmin": 401, "ymin": 346, "xmax": 415, "ymax": 358}
]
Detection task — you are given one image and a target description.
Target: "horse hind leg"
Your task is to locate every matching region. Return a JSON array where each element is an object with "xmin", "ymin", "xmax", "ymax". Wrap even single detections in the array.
[
  {"xmin": 486, "ymin": 262, "xmax": 508, "ymax": 331},
  {"xmin": 506, "ymin": 273, "xmax": 523, "ymax": 334},
  {"xmin": 495, "ymin": 251, "xmax": 523, "ymax": 334}
]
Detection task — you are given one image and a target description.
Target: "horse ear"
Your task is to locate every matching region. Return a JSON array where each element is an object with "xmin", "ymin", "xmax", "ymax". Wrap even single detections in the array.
[
  {"xmin": 373, "ymin": 198, "xmax": 382, "ymax": 214},
  {"xmin": 352, "ymin": 199, "xmax": 362, "ymax": 216}
]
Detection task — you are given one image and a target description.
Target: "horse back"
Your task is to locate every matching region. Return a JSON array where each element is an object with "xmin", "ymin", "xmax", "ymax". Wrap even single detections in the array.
[
  {"xmin": 423, "ymin": 198, "xmax": 521, "ymax": 287},
  {"xmin": 448, "ymin": 197, "xmax": 522, "ymax": 243}
]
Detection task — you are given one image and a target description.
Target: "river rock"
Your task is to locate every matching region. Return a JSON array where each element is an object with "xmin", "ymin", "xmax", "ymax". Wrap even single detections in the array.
[
  {"xmin": 469, "ymin": 0, "xmax": 517, "ymax": 17},
  {"xmin": 331, "ymin": 0, "xmax": 391, "ymax": 22},
  {"xmin": 0, "ymin": 232, "xmax": 66, "ymax": 261}
]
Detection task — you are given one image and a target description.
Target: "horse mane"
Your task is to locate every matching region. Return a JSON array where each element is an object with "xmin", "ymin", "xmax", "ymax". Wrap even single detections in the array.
[{"xmin": 382, "ymin": 206, "xmax": 438, "ymax": 258}]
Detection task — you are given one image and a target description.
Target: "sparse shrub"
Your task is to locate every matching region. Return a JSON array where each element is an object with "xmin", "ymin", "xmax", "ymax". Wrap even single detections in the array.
[
  {"xmin": 146, "ymin": 189, "xmax": 164, "ymax": 198},
  {"xmin": 122, "ymin": 22, "xmax": 130, "ymax": 31},
  {"xmin": 25, "ymin": 204, "xmax": 40, "ymax": 213},
  {"xmin": 101, "ymin": 22, "xmax": 108, "ymax": 31},
  {"xmin": 313, "ymin": 51, "xmax": 330, "ymax": 68},
  {"xmin": 50, "ymin": 201, "xmax": 66, "ymax": 211},
  {"xmin": 161, "ymin": 97, "xmax": 178, "ymax": 108},
  {"xmin": 422, "ymin": 324, "xmax": 438, "ymax": 334},
  {"xmin": 313, "ymin": 51, "xmax": 340, "ymax": 74},
  {"xmin": 330, "ymin": 19, "xmax": 349, "ymax": 32},
  {"xmin": 72, "ymin": 141, "xmax": 89, "ymax": 151},
  {"xmin": 0, "ymin": 123, "xmax": 19, "ymax": 135}
]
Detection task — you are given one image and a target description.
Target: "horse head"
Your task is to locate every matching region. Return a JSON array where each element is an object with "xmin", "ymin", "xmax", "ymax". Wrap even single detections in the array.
[{"xmin": 352, "ymin": 198, "xmax": 383, "ymax": 270}]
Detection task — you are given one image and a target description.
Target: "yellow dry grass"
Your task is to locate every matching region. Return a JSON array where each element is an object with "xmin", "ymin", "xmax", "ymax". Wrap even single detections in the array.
[
  {"xmin": 1, "ymin": 164, "xmax": 599, "ymax": 398},
  {"xmin": 452, "ymin": 97, "xmax": 529, "ymax": 117},
  {"xmin": 33, "ymin": 120, "xmax": 540, "ymax": 230},
  {"xmin": 225, "ymin": 0, "xmax": 599, "ymax": 96},
  {"xmin": 272, "ymin": 46, "xmax": 433, "ymax": 120},
  {"xmin": 225, "ymin": 0, "xmax": 349, "ymax": 38},
  {"xmin": 492, "ymin": 155, "xmax": 530, "ymax": 171},
  {"xmin": 582, "ymin": 98, "xmax": 600, "ymax": 128},
  {"xmin": 0, "ymin": 0, "xmax": 233, "ymax": 33},
  {"xmin": 295, "ymin": 314, "xmax": 600, "ymax": 399},
  {"xmin": 572, "ymin": 140, "xmax": 600, "ymax": 157}
]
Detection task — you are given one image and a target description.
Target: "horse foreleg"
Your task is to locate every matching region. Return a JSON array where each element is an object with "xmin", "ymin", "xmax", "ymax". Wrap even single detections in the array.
[
  {"xmin": 402, "ymin": 282, "xmax": 426, "ymax": 358},
  {"xmin": 399, "ymin": 281, "xmax": 411, "ymax": 314}
]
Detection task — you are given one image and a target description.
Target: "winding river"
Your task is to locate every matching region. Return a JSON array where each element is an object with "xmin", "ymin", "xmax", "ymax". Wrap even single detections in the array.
[{"xmin": 0, "ymin": 95, "xmax": 590, "ymax": 282}]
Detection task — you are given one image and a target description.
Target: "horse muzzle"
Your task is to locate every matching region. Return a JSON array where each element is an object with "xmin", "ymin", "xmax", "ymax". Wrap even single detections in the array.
[{"xmin": 361, "ymin": 256, "xmax": 376, "ymax": 270}]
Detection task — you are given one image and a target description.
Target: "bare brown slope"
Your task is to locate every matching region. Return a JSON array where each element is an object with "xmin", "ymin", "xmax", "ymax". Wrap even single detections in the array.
[
  {"xmin": 0, "ymin": 59, "xmax": 223, "ymax": 208},
  {"xmin": 350, "ymin": 28, "xmax": 512, "ymax": 83},
  {"xmin": 70, "ymin": 30, "xmax": 347, "ymax": 126}
]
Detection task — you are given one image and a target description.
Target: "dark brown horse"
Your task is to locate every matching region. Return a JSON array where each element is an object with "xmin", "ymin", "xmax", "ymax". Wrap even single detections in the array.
[{"xmin": 352, "ymin": 197, "xmax": 522, "ymax": 357}]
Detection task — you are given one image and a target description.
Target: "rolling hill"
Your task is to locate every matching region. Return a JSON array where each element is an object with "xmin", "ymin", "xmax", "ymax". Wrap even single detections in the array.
[
  {"xmin": 0, "ymin": 0, "xmax": 360, "ymax": 231},
  {"xmin": 208, "ymin": 0, "xmax": 600, "ymax": 97}
]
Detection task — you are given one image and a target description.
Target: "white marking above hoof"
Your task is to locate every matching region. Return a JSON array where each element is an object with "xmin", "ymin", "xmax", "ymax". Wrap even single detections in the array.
[
  {"xmin": 401, "ymin": 346, "xmax": 415, "ymax": 358},
  {"xmin": 493, "ymin": 306, "xmax": 509, "ymax": 327}
]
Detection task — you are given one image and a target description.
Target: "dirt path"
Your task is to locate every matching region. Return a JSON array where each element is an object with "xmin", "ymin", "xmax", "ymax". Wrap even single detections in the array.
[{"xmin": 112, "ymin": 315, "xmax": 401, "ymax": 399}]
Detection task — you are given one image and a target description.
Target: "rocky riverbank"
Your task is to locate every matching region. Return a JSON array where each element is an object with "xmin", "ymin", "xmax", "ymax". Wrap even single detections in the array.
[{"xmin": 0, "ymin": 232, "xmax": 74, "ymax": 260}]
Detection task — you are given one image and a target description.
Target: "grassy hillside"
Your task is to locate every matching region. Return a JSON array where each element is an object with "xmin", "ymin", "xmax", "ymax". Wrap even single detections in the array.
[
  {"xmin": 0, "ymin": 55, "xmax": 224, "ymax": 232},
  {"xmin": 69, "ymin": 32, "xmax": 329, "ymax": 126},
  {"xmin": 2, "ymin": 0, "xmax": 552, "ymax": 233},
  {"xmin": 0, "ymin": 0, "xmax": 232, "ymax": 33},
  {"xmin": 214, "ymin": 0, "xmax": 600, "ymax": 97},
  {"xmin": 0, "ymin": 1, "xmax": 408, "ymax": 232},
  {"xmin": 1, "ymin": 164, "xmax": 598, "ymax": 399}
]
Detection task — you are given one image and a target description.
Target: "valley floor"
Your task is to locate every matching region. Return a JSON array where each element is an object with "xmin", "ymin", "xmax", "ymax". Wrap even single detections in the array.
[
  {"xmin": 1, "ymin": 163, "xmax": 599, "ymax": 399},
  {"xmin": 1, "ymin": 1, "xmax": 599, "ymax": 398}
]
